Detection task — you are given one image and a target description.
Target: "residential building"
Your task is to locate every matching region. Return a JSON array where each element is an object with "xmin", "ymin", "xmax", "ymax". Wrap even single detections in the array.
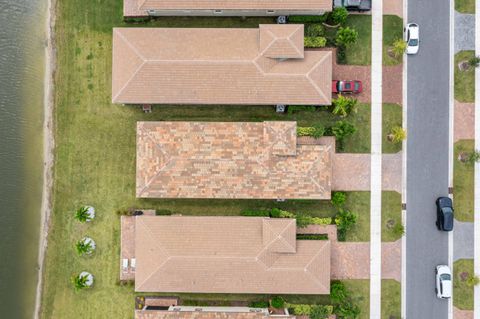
[
  {"xmin": 112, "ymin": 25, "xmax": 332, "ymax": 106},
  {"xmin": 136, "ymin": 121, "xmax": 333, "ymax": 200},
  {"xmin": 124, "ymin": 0, "xmax": 331, "ymax": 17},
  {"xmin": 121, "ymin": 215, "xmax": 331, "ymax": 294}
]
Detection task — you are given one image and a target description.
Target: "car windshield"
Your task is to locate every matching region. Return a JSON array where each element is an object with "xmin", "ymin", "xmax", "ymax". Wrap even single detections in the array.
[
  {"xmin": 354, "ymin": 82, "xmax": 360, "ymax": 90},
  {"xmin": 443, "ymin": 207, "xmax": 453, "ymax": 214},
  {"xmin": 440, "ymin": 273, "xmax": 451, "ymax": 281},
  {"xmin": 409, "ymin": 39, "xmax": 418, "ymax": 46}
]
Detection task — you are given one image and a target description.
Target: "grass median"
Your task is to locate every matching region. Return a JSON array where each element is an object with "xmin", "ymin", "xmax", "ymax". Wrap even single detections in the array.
[{"xmin": 454, "ymin": 140, "xmax": 475, "ymax": 222}]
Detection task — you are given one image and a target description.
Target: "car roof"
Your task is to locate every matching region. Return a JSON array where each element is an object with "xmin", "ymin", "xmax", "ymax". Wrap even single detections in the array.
[
  {"xmin": 441, "ymin": 280, "xmax": 452, "ymax": 298},
  {"xmin": 408, "ymin": 24, "xmax": 419, "ymax": 38}
]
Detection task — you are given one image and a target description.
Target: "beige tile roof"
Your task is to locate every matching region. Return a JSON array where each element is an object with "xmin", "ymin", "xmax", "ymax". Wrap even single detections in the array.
[
  {"xmin": 136, "ymin": 121, "xmax": 332, "ymax": 199},
  {"xmin": 125, "ymin": 0, "xmax": 332, "ymax": 16},
  {"xmin": 112, "ymin": 26, "xmax": 332, "ymax": 105},
  {"xmin": 134, "ymin": 216, "xmax": 331, "ymax": 294}
]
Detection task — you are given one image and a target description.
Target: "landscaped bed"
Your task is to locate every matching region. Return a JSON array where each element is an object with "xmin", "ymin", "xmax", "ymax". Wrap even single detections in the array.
[
  {"xmin": 453, "ymin": 259, "xmax": 475, "ymax": 310},
  {"xmin": 454, "ymin": 140, "xmax": 475, "ymax": 222},
  {"xmin": 454, "ymin": 51, "xmax": 476, "ymax": 103},
  {"xmin": 383, "ymin": 103, "xmax": 403, "ymax": 154}
]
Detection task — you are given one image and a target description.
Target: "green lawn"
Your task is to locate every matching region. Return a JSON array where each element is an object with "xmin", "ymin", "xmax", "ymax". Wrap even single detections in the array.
[
  {"xmin": 382, "ymin": 192, "xmax": 403, "ymax": 242},
  {"xmin": 381, "ymin": 280, "xmax": 401, "ymax": 319},
  {"xmin": 453, "ymin": 259, "xmax": 474, "ymax": 310},
  {"xmin": 455, "ymin": 0, "xmax": 475, "ymax": 13},
  {"xmin": 454, "ymin": 140, "xmax": 475, "ymax": 222},
  {"xmin": 455, "ymin": 51, "xmax": 476, "ymax": 102},
  {"xmin": 344, "ymin": 15, "xmax": 372, "ymax": 65},
  {"xmin": 383, "ymin": 15, "xmax": 404, "ymax": 66},
  {"xmin": 40, "ymin": 0, "xmax": 375, "ymax": 317},
  {"xmin": 343, "ymin": 280, "xmax": 370, "ymax": 319},
  {"xmin": 383, "ymin": 103, "xmax": 403, "ymax": 154},
  {"xmin": 344, "ymin": 192, "xmax": 370, "ymax": 242}
]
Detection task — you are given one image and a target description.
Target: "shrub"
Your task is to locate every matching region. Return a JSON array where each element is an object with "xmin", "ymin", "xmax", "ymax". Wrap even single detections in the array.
[
  {"xmin": 331, "ymin": 192, "xmax": 347, "ymax": 207},
  {"xmin": 270, "ymin": 296, "xmax": 285, "ymax": 309},
  {"xmin": 330, "ymin": 121, "xmax": 356, "ymax": 140},
  {"xmin": 241, "ymin": 210, "xmax": 270, "ymax": 217},
  {"xmin": 310, "ymin": 305, "xmax": 332, "ymax": 319},
  {"xmin": 270, "ymin": 208, "xmax": 295, "ymax": 218},
  {"xmin": 156, "ymin": 209, "xmax": 173, "ymax": 215},
  {"xmin": 296, "ymin": 215, "xmax": 332, "ymax": 228},
  {"xmin": 288, "ymin": 15, "xmax": 328, "ymax": 23},
  {"xmin": 330, "ymin": 7, "xmax": 348, "ymax": 25},
  {"xmin": 330, "ymin": 281, "xmax": 348, "ymax": 304},
  {"xmin": 249, "ymin": 301, "xmax": 269, "ymax": 308},
  {"xmin": 335, "ymin": 302, "xmax": 360, "ymax": 318},
  {"xmin": 296, "ymin": 233, "xmax": 329, "ymax": 240},
  {"xmin": 297, "ymin": 124, "xmax": 325, "ymax": 138},
  {"xmin": 335, "ymin": 209, "xmax": 358, "ymax": 241},
  {"xmin": 466, "ymin": 150, "xmax": 480, "ymax": 165},
  {"xmin": 304, "ymin": 36, "xmax": 327, "ymax": 48},
  {"xmin": 335, "ymin": 27, "xmax": 358, "ymax": 47},
  {"xmin": 287, "ymin": 105, "xmax": 317, "ymax": 114},
  {"xmin": 295, "ymin": 213, "xmax": 313, "ymax": 228},
  {"xmin": 332, "ymin": 95, "xmax": 357, "ymax": 117},
  {"xmin": 337, "ymin": 46, "xmax": 347, "ymax": 64},
  {"xmin": 290, "ymin": 304, "xmax": 313, "ymax": 315},
  {"xmin": 305, "ymin": 24, "xmax": 325, "ymax": 37},
  {"xmin": 388, "ymin": 126, "xmax": 407, "ymax": 143},
  {"xmin": 391, "ymin": 38, "xmax": 407, "ymax": 58}
]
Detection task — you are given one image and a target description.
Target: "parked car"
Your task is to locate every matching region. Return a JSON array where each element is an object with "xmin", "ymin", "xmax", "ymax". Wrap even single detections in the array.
[
  {"xmin": 436, "ymin": 197, "xmax": 454, "ymax": 231},
  {"xmin": 404, "ymin": 23, "xmax": 419, "ymax": 54},
  {"xmin": 332, "ymin": 80, "xmax": 363, "ymax": 94},
  {"xmin": 435, "ymin": 265, "xmax": 452, "ymax": 299},
  {"xmin": 333, "ymin": 0, "xmax": 371, "ymax": 12}
]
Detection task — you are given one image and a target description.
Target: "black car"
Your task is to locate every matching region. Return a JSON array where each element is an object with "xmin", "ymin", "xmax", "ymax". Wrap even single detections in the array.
[{"xmin": 436, "ymin": 197, "xmax": 454, "ymax": 231}]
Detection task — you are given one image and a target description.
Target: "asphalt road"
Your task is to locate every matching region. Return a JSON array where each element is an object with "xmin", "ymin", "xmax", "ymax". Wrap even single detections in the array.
[{"xmin": 406, "ymin": 0, "xmax": 451, "ymax": 318}]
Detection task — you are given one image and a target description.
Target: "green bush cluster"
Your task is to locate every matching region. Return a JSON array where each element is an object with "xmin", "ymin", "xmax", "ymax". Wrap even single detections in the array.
[
  {"xmin": 305, "ymin": 24, "xmax": 324, "ymax": 37},
  {"xmin": 329, "ymin": 7, "xmax": 349, "ymax": 25},
  {"xmin": 335, "ymin": 209, "xmax": 358, "ymax": 241},
  {"xmin": 335, "ymin": 26, "xmax": 359, "ymax": 48},
  {"xmin": 304, "ymin": 36, "xmax": 327, "ymax": 48},
  {"xmin": 241, "ymin": 209, "xmax": 331, "ymax": 229},
  {"xmin": 297, "ymin": 124, "xmax": 325, "ymax": 138},
  {"xmin": 288, "ymin": 304, "xmax": 333, "ymax": 318},
  {"xmin": 270, "ymin": 296, "xmax": 285, "ymax": 309},
  {"xmin": 287, "ymin": 105, "xmax": 317, "ymax": 114},
  {"xmin": 331, "ymin": 192, "xmax": 347, "ymax": 207},
  {"xmin": 297, "ymin": 215, "xmax": 332, "ymax": 227},
  {"xmin": 327, "ymin": 120, "xmax": 356, "ymax": 151},
  {"xmin": 330, "ymin": 281, "xmax": 361, "ymax": 318},
  {"xmin": 249, "ymin": 301, "xmax": 269, "ymax": 308},
  {"xmin": 288, "ymin": 15, "xmax": 328, "ymax": 23},
  {"xmin": 331, "ymin": 95, "xmax": 358, "ymax": 118},
  {"xmin": 296, "ymin": 234, "xmax": 329, "ymax": 240}
]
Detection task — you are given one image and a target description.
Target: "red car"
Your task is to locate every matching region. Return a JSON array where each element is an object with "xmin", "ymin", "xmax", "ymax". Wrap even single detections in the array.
[{"xmin": 332, "ymin": 80, "xmax": 363, "ymax": 94}]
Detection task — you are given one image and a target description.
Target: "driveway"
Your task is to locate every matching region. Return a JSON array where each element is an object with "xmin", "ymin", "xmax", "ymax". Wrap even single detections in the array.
[
  {"xmin": 453, "ymin": 221, "xmax": 474, "ymax": 261},
  {"xmin": 454, "ymin": 101, "xmax": 475, "ymax": 142},
  {"xmin": 332, "ymin": 152, "xmax": 402, "ymax": 192},
  {"xmin": 383, "ymin": 65, "xmax": 403, "ymax": 104},
  {"xmin": 455, "ymin": 12, "xmax": 475, "ymax": 53}
]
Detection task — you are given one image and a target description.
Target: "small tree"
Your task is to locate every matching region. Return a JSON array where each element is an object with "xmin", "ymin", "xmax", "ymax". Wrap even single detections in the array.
[
  {"xmin": 391, "ymin": 38, "xmax": 407, "ymax": 58},
  {"xmin": 468, "ymin": 55, "xmax": 480, "ymax": 68},
  {"xmin": 392, "ymin": 223, "xmax": 405, "ymax": 237},
  {"xmin": 330, "ymin": 7, "xmax": 348, "ymax": 25},
  {"xmin": 331, "ymin": 121, "xmax": 356, "ymax": 140},
  {"xmin": 466, "ymin": 274, "xmax": 480, "ymax": 287},
  {"xmin": 330, "ymin": 281, "xmax": 348, "ymax": 304},
  {"xmin": 305, "ymin": 24, "xmax": 324, "ymax": 37},
  {"xmin": 335, "ymin": 302, "xmax": 360, "ymax": 318},
  {"xmin": 75, "ymin": 206, "xmax": 94, "ymax": 222},
  {"xmin": 310, "ymin": 305, "xmax": 331, "ymax": 319},
  {"xmin": 332, "ymin": 95, "xmax": 358, "ymax": 117},
  {"xmin": 335, "ymin": 27, "xmax": 358, "ymax": 48},
  {"xmin": 71, "ymin": 272, "xmax": 93, "ymax": 291},
  {"xmin": 388, "ymin": 126, "xmax": 407, "ymax": 143},
  {"xmin": 312, "ymin": 123, "xmax": 326, "ymax": 138}
]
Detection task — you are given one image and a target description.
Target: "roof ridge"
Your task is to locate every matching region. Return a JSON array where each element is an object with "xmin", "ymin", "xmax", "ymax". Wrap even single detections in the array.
[
  {"xmin": 286, "ymin": 25, "xmax": 304, "ymax": 58},
  {"xmin": 303, "ymin": 242, "xmax": 330, "ymax": 291},
  {"xmin": 306, "ymin": 53, "xmax": 330, "ymax": 102}
]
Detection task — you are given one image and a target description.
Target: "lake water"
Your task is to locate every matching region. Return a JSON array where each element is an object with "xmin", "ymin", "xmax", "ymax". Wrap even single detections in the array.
[{"xmin": 0, "ymin": 0, "xmax": 47, "ymax": 317}]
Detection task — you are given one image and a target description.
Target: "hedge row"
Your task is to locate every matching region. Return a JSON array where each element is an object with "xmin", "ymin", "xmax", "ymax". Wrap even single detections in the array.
[
  {"xmin": 287, "ymin": 303, "xmax": 334, "ymax": 316},
  {"xmin": 304, "ymin": 36, "xmax": 327, "ymax": 48}
]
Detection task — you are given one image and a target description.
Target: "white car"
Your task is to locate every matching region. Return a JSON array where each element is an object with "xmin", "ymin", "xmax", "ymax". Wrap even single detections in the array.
[
  {"xmin": 435, "ymin": 265, "xmax": 452, "ymax": 299},
  {"xmin": 404, "ymin": 23, "xmax": 419, "ymax": 55}
]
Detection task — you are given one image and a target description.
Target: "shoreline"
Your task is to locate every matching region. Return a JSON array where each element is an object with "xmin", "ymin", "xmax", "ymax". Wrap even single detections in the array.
[{"xmin": 33, "ymin": 0, "xmax": 56, "ymax": 316}]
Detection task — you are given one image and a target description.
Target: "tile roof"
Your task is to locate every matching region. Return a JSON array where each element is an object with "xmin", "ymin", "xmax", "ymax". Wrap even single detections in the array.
[
  {"xmin": 112, "ymin": 26, "xmax": 332, "ymax": 105},
  {"xmin": 136, "ymin": 121, "xmax": 332, "ymax": 199},
  {"xmin": 134, "ymin": 216, "xmax": 331, "ymax": 294},
  {"xmin": 124, "ymin": 0, "xmax": 332, "ymax": 16}
]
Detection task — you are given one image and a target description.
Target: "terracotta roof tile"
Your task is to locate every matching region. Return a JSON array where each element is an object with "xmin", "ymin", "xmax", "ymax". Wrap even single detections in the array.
[
  {"xmin": 133, "ymin": 216, "xmax": 330, "ymax": 294},
  {"xmin": 112, "ymin": 27, "xmax": 332, "ymax": 105},
  {"xmin": 136, "ymin": 121, "xmax": 332, "ymax": 199}
]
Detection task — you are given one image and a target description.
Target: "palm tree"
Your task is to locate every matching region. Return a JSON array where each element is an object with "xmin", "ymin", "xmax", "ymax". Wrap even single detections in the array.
[
  {"xmin": 391, "ymin": 39, "xmax": 407, "ymax": 58},
  {"xmin": 75, "ymin": 237, "xmax": 96, "ymax": 256},
  {"xmin": 75, "ymin": 206, "xmax": 95, "ymax": 222},
  {"xmin": 332, "ymin": 95, "xmax": 357, "ymax": 117},
  {"xmin": 468, "ymin": 56, "xmax": 480, "ymax": 68},
  {"xmin": 72, "ymin": 272, "xmax": 94, "ymax": 290}
]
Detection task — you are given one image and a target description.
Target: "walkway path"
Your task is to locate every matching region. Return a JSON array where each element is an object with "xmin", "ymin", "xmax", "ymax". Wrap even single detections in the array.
[
  {"xmin": 454, "ymin": 220, "xmax": 474, "ymax": 261},
  {"xmin": 455, "ymin": 11, "xmax": 475, "ymax": 53},
  {"xmin": 454, "ymin": 101, "xmax": 475, "ymax": 142},
  {"xmin": 455, "ymin": 307, "xmax": 473, "ymax": 319},
  {"xmin": 370, "ymin": 1, "xmax": 383, "ymax": 317},
  {"xmin": 332, "ymin": 152, "xmax": 402, "ymax": 192}
]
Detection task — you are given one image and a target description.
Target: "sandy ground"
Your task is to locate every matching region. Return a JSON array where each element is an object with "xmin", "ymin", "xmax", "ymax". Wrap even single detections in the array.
[{"xmin": 34, "ymin": 0, "xmax": 56, "ymax": 317}]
